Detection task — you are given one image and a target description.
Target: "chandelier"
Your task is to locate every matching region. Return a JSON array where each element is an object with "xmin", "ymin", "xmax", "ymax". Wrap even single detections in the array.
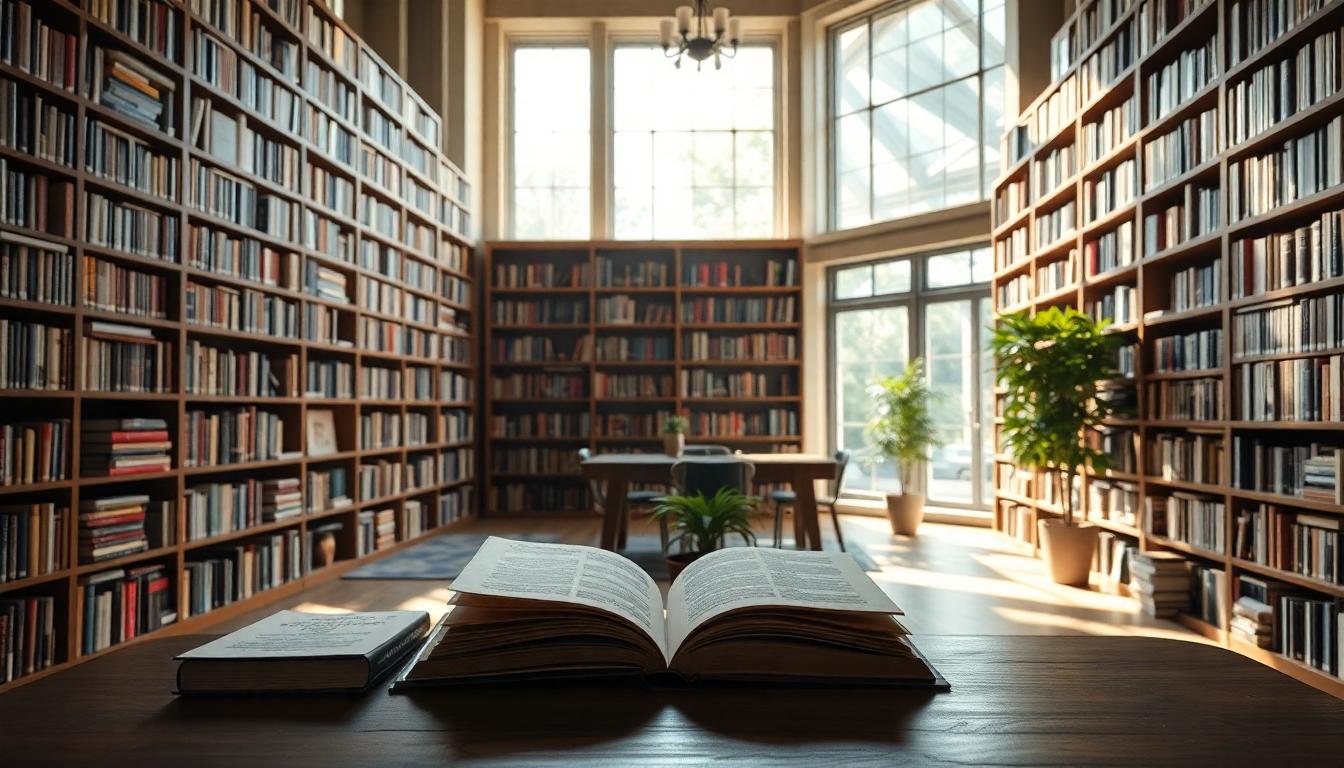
[{"xmin": 659, "ymin": 2, "xmax": 742, "ymax": 70}]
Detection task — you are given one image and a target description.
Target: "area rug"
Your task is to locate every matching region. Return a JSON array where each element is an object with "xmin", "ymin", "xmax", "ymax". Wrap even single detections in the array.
[
  {"xmin": 343, "ymin": 531, "xmax": 881, "ymax": 582},
  {"xmin": 341, "ymin": 532, "xmax": 560, "ymax": 580}
]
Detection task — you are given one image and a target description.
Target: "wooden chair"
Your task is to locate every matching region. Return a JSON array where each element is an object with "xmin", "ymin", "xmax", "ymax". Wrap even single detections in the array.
[
  {"xmin": 771, "ymin": 449, "xmax": 851, "ymax": 551},
  {"xmin": 668, "ymin": 457, "xmax": 757, "ymax": 552},
  {"xmin": 579, "ymin": 448, "xmax": 668, "ymax": 550}
]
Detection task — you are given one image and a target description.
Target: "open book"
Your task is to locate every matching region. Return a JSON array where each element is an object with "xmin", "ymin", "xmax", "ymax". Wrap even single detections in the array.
[{"xmin": 394, "ymin": 537, "xmax": 947, "ymax": 688}]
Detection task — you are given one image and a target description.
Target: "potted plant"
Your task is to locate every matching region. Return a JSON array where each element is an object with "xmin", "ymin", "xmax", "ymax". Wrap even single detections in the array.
[
  {"xmin": 662, "ymin": 415, "xmax": 689, "ymax": 457},
  {"xmin": 989, "ymin": 307, "xmax": 1123, "ymax": 586},
  {"xmin": 650, "ymin": 487, "xmax": 760, "ymax": 580},
  {"xmin": 866, "ymin": 359, "xmax": 940, "ymax": 536}
]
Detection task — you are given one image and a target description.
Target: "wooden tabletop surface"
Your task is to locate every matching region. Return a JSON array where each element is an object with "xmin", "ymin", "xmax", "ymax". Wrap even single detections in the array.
[{"xmin": 2, "ymin": 634, "xmax": 1341, "ymax": 766}]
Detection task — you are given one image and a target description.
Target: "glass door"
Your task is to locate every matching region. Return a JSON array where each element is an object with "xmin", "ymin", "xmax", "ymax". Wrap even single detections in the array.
[
  {"xmin": 922, "ymin": 296, "xmax": 993, "ymax": 508},
  {"xmin": 832, "ymin": 304, "xmax": 911, "ymax": 494}
]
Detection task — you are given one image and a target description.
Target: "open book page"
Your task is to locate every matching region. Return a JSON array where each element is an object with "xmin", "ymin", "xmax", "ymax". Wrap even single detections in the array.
[
  {"xmin": 448, "ymin": 537, "xmax": 669, "ymax": 660},
  {"xmin": 664, "ymin": 547, "xmax": 901, "ymax": 657}
]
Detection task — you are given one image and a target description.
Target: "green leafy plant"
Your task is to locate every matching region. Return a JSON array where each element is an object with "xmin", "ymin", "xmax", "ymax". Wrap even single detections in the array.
[
  {"xmin": 651, "ymin": 487, "xmax": 760, "ymax": 554},
  {"xmin": 988, "ymin": 307, "xmax": 1123, "ymax": 525},
  {"xmin": 865, "ymin": 358, "xmax": 940, "ymax": 493},
  {"xmin": 663, "ymin": 415, "xmax": 689, "ymax": 435}
]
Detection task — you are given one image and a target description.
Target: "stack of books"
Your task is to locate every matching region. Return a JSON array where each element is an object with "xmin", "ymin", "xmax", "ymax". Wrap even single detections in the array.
[
  {"xmin": 78, "ymin": 494, "xmax": 150, "ymax": 563},
  {"xmin": 1301, "ymin": 450, "xmax": 1340, "ymax": 503},
  {"xmin": 261, "ymin": 478, "xmax": 301, "ymax": 522},
  {"xmin": 1230, "ymin": 594, "xmax": 1274, "ymax": 649},
  {"xmin": 90, "ymin": 47, "xmax": 174, "ymax": 135},
  {"xmin": 357, "ymin": 508, "xmax": 396, "ymax": 555},
  {"xmin": 1129, "ymin": 550, "xmax": 1190, "ymax": 618},
  {"xmin": 81, "ymin": 418, "xmax": 171, "ymax": 477}
]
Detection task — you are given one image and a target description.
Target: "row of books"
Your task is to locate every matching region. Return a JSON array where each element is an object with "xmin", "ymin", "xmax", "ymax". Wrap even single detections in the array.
[
  {"xmin": 185, "ymin": 340, "xmax": 295, "ymax": 398},
  {"xmin": 0, "ymin": 419, "xmax": 69, "ymax": 486},
  {"xmin": 1166, "ymin": 256, "xmax": 1221, "ymax": 314},
  {"xmin": 184, "ymin": 279, "xmax": 300, "ymax": 337},
  {"xmin": 1081, "ymin": 94, "xmax": 1137, "ymax": 167},
  {"xmin": 1153, "ymin": 327, "xmax": 1221, "ymax": 372},
  {"xmin": 493, "ymin": 299, "xmax": 587, "ymax": 325},
  {"xmin": 596, "ymin": 296, "xmax": 675, "ymax": 325},
  {"xmin": 681, "ymin": 259, "xmax": 797, "ymax": 287},
  {"xmin": 0, "ymin": 502, "xmax": 64, "ymax": 582},
  {"xmin": 192, "ymin": 27, "xmax": 302, "ymax": 134},
  {"xmin": 0, "ymin": 230, "xmax": 72, "ymax": 306},
  {"xmin": 491, "ymin": 372, "xmax": 588, "ymax": 400},
  {"xmin": 82, "ymin": 320, "xmax": 172, "ymax": 393},
  {"xmin": 1083, "ymin": 220, "xmax": 1133, "ymax": 277},
  {"xmin": 0, "ymin": 321, "xmax": 72, "ymax": 387},
  {"xmin": 183, "ymin": 532, "xmax": 303, "ymax": 618},
  {"xmin": 0, "ymin": 76, "xmax": 76, "ymax": 167},
  {"xmin": 1086, "ymin": 479, "xmax": 1137, "ymax": 528},
  {"xmin": 488, "ymin": 482, "xmax": 588, "ymax": 514},
  {"xmin": 492, "ymin": 446, "xmax": 580, "ymax": 475},
  {"xmin": 90, "ymin": 0, "xmax": 180, "ymax": 60},
  {"xmin": 1145, "ymin": 492, "xmax": 1225, "ymax": 554},
  {"xmin": 687, "ymin": 409, "xmax": 799, "ymax": 438},
  {"xmin": 1033, "ymin": 144, "xmax": 1073, "ymax": 200},
  {"xmin": 594, "ymin": 335, "xmax": 673, "ymax": 362},
  {"xmin": 1144, "ymin": 33, "xmax": 1217, "ymax": 123},
  {"xmin": 1229, "ymin": 206, "xmax": 1344, "ymax": 300},
  {"xmin": 680, "ymin": 296, "xmax": 796, "ymax": 324},
  {"xmin": 490, "ymin": 412, "xmax": 591, "ymax": 439},
  {"xmin": 1081, "ymin": 158, "xmax": 1134, "ymax": 224},
  {"xmin": 1142, "ymin": 109, "xmax": 1217, "ymax": 192},
  {"xmin": 190, "ymin": 97, "xmax": 301, "ymax": 194},
  {"xmin": 595, "ymin": 372, "xmax": 671, "ymax": 399},
  {"xmin": 1226, "ymin": 0, "xmax": 1335, "ymax": 67},
  {"xmin": 1146, "ymin": 376, "xmax": 1222, "ymax": 421},
  {"xmin": 0, "ymin": 158, "xmax": 74, "ymax": 236},
  {"xmin": 595, "ymin": 257, "xmax": 670, "ymax": 288},
  {"xmin": 1232, "ymin": 437, "xmax": 1339, "ymax": 501},
  {"xmin": 1235, "ymin": 502, "xmax": 1344, "ymax": 585},
  {"xmin": 189, "ymin": 159, "xmax": 296, "ymax": 241},
  {"xmin": 1141, "ymin": 183, "xmax": 1218, "ymax": 256},
  {"xmin": 182, "ymin": 407, "xmax": 289, "ymax": 467},
  {"xmin": 679, "ymin": 370, "xmax": 796, "ymax": 399},
  {"xmin": 84, "ymin": 117, "xmax": 178, "ymax": 201},
  {"xmin": 1226, "ymin": 25, "xmax": 1340, "ymax": 148},
  {"xmin": 1035, "ymin": 200, "xmax": 1076, "ymax": 249},
  {"xmin": 77, "ymin": 562, "xmax": 175, "ymax": 656},
  {"xmin": 358, "ymin": 458, "xmax": 403, "ymax": 501},
  {"xmin": 1227, "ymin": 115, "xmax": 1342, "ymax": 222},
  {"xmin": 86, "ymin": 190, "xmax": 178, "ymax": 261},
  {"xmin": 1238, "ymin": 355, "xmax": 1344, "ymax": 422},
  {"xmin": 84, "ymin": 255, "xmax": 167, "ymax": 318},
  {"xmin": 1231, "ymin": 291, "xmax": 1344, "ymax": 359},
  {"xmin": 183, "ymin": 477, "xmax": 299, "ymax": 541},
  {"xmin": 1147, "ymin": 431, "xmax": 1224, "ymax": 484},
  {"xmin": 355, "ymin": 508, "xmax": 395, "ymax": 556},
  {"xmin": 307, "ymin": 465, "xmax": 352, "ymax": 513},
  {"xmin": 0, "ymin": 594, "xmax": 57, "ymax": 684},
  {"xmin": 1087, "ymin": 283, "xmax": 1136, "ymax": 326},
  {"xmin": 1090, "ymin": 426, "xmax": 1139, "ymax": 474}
]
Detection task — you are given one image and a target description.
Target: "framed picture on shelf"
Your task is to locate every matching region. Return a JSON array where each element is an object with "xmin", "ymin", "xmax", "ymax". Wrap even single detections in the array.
[{"xmin": 306, "ymin": 409, "xmax": 339, "ymax": 457}]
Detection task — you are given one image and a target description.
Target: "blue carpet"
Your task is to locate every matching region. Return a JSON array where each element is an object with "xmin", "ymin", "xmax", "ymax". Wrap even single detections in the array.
[{"xmin": 343, "ymin": 531, "xmax": 880, "ymax": 581}]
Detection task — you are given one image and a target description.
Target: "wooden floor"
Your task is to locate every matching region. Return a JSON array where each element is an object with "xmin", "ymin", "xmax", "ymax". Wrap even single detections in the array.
[{"xmin": 217, "ymin": 514, "xmax": 1206, "ymax": 646}]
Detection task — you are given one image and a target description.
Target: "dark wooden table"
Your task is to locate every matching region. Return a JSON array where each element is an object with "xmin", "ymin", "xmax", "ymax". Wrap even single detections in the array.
[
  {"xmin": 580, "ymin": 453, "xmax": 837, "ymax": 551},
  {"xmin": 2, "ymin": 634, "xmax": 1341, "ymax": 766}
]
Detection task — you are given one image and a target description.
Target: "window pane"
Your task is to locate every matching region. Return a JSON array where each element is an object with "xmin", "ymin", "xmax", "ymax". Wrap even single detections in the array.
[
  {"xmin": 512, "ymin": 46, "xmax": 590, "ymax": 239},
  {"xmin": 835, "ymin": 306, "xmax": 909, "ymax": 494},
  {"xmin": 970, "ymin": 246, "xmax": 992, "ymax": 283},
  {"xmin": 834, "ymin": 265, "xmax": 873, "ymax": 299},
  {"xmin": 927, "ymin": 249, "xmax": 972, "ymax": 288},
  {"xmin": 925, "ymin": 299, "xmax": 974, "ymax": 504},
  {"xmin": 835, "ymin": 23, "xmax": 869, "ymax": 115},
  {"xmin": 613, "ymin": 44, "xmax": 776, "ymax": 239},
  {"xmin": 831, "ymin": 0, "xmax": 1000, "ymax": 230},
  {"xmin": 874, "ymin": 260, "xmax": 911, "ymax": 294}
]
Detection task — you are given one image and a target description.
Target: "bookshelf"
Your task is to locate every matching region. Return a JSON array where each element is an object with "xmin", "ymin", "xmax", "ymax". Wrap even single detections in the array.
[
  {"xmin": 993, "ymin": 0, "xmax": 1344, "ymax": 696},
  {"xmin": 0, "ymin": 0, "xmax": 475, "ymax": 692},
  {"xmin": 483, "ymin": 241, "xmax": 803, "ymax": 516}
]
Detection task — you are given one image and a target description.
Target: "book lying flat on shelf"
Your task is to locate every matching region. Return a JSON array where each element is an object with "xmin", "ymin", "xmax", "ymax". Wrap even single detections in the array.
[
  {"xmin": 175, "ymin": 610, "xmax": 431, "ymax": 694},
  {"xmin": 394, "ymin": 537, "xmax": 947, "ymax": 689}
]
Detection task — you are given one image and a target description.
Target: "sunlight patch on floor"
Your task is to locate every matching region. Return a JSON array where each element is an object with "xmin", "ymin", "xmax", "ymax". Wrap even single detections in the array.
[{"xmin": 992, "ymin": 606, "xmax": 1213, "ymax": 644}]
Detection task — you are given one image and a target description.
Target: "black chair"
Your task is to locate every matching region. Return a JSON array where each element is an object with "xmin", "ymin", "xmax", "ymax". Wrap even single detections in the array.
[
  {"xmin": 579, "ymin": 448, "xmax": 667, "ymax": 550},
  {"xmin": 668, "ymin": 457, "xmax": 757, "ymax": 552},
  {"xmin": 772, "ymin": 449, "xmax": 850, "ymax": 551},
  {"xmin": 681, "ymin": 444, "xmax": 733, "ymax": 456}
]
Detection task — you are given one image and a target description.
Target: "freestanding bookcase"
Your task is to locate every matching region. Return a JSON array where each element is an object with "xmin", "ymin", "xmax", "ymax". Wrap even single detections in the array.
[
  {"xmin": 992, "ymin": 0, "xmax": 1344, "ymax": 696},
  {"xmin": 0, "ymin": 0, "xmax": 475, "ymax": 692}
]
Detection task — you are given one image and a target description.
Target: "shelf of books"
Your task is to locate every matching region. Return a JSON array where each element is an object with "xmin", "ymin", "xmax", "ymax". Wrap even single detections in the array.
[
  {"xmin": 0, "ymin": 0, "xmax": 476, "ymax": 692},
  {"xmin": 483, "ymin": 241, "xmax": 803, "ymax": 516},
  {"xmin": 992, "ymin": 0, "xmax": 1344, "ymax": 696}
]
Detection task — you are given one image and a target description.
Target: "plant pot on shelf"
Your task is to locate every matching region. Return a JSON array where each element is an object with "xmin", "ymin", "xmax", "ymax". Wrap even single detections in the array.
[
  {"xmin": 1037, "ymin": 518, "xmax": 1098, "ymax": 586},
  {"xmin": 665, "ymin": 551, "xmax": 701, "ymax": 582},
  {"xmin": 886, "ymin": 492, "xmax": 924, "ymax": 536},
  {"xmin": 663, "ymin": 432, "xmax": 685, "ymax": 457}
]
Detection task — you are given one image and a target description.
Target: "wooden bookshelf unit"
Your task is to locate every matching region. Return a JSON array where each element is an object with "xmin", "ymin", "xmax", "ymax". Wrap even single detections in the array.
[
  {"xmin": 992, "ymin": 0, "xmax": 1344, "ymax": 696},
  {"xmin": 0, "ymin": 0, "xmax": 475, "ymax": 692},
  {"xmin": 484, "ymin": 241, "xmax": 803, "ymax": 516}
]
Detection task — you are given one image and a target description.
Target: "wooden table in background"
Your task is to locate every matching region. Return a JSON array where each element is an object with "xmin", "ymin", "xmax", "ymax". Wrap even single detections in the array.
[
  {"xmin": 2, "ymin": 635, "xmax": 1342, "ymax": 765},
  {"xmin": 580, "ymin": 453, "xmax": 837, "ymax": 551}
]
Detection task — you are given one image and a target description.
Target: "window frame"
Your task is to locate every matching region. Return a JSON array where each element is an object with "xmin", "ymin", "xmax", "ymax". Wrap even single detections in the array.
[
  {"xmin": 826, "ymin": 243, "xmax": 992, "ymax": 509},
  {"xmin": 826, "ymin": 0, "xmax": 1005, "ymax": 232},
  {"xmin": 605, "ymin": 39, "xmax": 784, "ymax": 241},
  {"xmin": 507, "ymin": 40, "xmax": 595, "ymax": 240}
]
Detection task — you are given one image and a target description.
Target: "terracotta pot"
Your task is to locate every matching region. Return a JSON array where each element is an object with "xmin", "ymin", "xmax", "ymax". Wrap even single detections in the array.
[
  {"xmin": 1037, "ymin": 519, "xmax": 1098, "ymax": 586},
  {"xmin": 665, "ymin": 552, "xmax": 701, "ymax": 582},
  {"xmin": 886, "ymin": 493, "xmax": 924, "ymax": 536},
  {"xmin": 663, "ymin": 432, "xmax": 685, "ymax": 457}
]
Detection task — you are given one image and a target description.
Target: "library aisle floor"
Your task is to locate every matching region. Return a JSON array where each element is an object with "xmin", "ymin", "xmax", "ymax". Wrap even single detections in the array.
[{"xmin": 215, "ymin": 516, "xmax": 1207, "ymax": 644}]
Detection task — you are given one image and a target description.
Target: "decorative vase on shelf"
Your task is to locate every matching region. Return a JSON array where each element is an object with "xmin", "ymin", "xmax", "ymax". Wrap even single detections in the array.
[{"xmin": 663, "ymin": 432, "xmax": 685, "ymax": 457}]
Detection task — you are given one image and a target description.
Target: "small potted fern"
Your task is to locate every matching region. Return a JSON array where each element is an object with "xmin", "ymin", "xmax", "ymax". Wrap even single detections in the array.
[
  {"xmin": 866, "ymin": 359, "xmax": 939, "ymax": 536},
  {"xmin": 651, "ymin": 488, "xmax": 760, "ymax": 580},
  {"xmin": 662, "ymin": 415, "xmax": 689, "ymax": 457}
]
